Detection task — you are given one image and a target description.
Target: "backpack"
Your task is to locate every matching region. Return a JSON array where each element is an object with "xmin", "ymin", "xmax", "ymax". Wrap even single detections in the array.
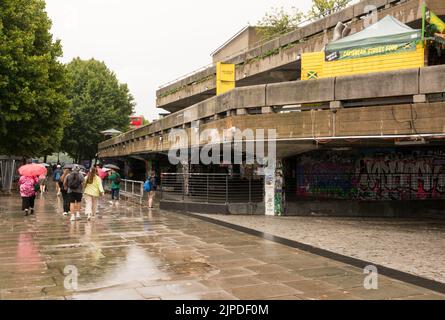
[
  {"xmin": 143, "ymin": 179, "xmax": 151, "ymax": 192},
  {"xmin": 54, "ymin": 171, "xmax": 61, "ymax": 181},
  {"xmin": 68, "ymin": 173, "xmax": 81, "ymax": 189}
]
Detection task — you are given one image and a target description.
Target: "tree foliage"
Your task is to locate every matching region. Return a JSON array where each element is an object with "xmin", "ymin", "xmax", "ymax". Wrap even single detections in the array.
[
  {"xmin": 142, "ymin": 117, "xmax": 150, "ymax": 126},
  {"xmin": 0, "ymin": 0, "xmax": 70, "ymax": 156},
  {"xmin": 62, "ymin": 58, "xmax": 135, "ymax": 162},
  {"xmin": 308, "ymin": 0, "xmax": 352, "ymax": 19},
  {"xmin": 256, "ymin": 7, "xmax": 305, "ymax": 41},
  {"xmin": 257, "ymin": 0, "xmax": 352, "ymax": 40}
]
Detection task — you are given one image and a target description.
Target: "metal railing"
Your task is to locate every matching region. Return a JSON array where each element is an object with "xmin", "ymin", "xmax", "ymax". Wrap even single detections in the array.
[
  {"xmin": 160, "ymin": 173, "xmax": 264, "ymax": 204},
  {"xmin": 0, "ymin": 158, "xmax": 19, "ymax": 193},
  {"xmin": 104, "ymin": 178, "xmax": 144, "ymax": 204},
  {"xmin": 295, "ymin": 173, "xmax": 445, "ymax": 201}
]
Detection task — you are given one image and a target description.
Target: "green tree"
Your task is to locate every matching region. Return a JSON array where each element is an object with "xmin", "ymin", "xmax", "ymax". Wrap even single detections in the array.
[
  {"xmin": 256, "ymin": 7, "xmax": 305, "ymax": 41},
  {"xmin": 308, "ymin": 0, "xmax": 352, "ymax": 19},
  {"xmin": 0, "ymin": 0, "xmax": 70, "ymax": 157},
  {"xmin": 62, "ymin": 58, "xmax": 135, "ymax": 163},
  {"xmin": 142, "ymin": 117, "xmax": 150, "ymax": 126}
]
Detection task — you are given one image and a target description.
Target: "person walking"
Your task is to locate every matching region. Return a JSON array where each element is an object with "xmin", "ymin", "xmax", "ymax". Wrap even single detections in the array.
[
  {"xmin": 95, "ymin": 164, "xmax": 107, "ymax": 215},
  {"xmin": 53, "ymin": 165, "xmax": 63, "ymax": 196},
  {"xmin": 39, "ymin": 172, "xmax": 48, "ymax": 194},
  {"xmin": 58, "ymin": 168, "xmax": 71, "ymax": 216},
  {"xmin": 147, "ymin": 170, "xmax": 158, "ymax": 209},
  {"xmin": 108, "ymin": 169, "xmax": 121, "ymax": 202},
  {"xmin": 19, "ymin": 175, "xmax": 39, "ymax": 216},
  {"xmin": 84, "ymin": 167, "xmax": 104, "ymax": 221},
  {"xmin": 64, "ymin": 165, "xmax": 84, "ymax": 222}
]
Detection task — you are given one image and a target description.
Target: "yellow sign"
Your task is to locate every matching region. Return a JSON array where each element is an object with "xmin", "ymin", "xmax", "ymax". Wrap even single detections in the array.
[{"xmin": 216, "ymin": 62, "xmax": 235, "ymax": 95}]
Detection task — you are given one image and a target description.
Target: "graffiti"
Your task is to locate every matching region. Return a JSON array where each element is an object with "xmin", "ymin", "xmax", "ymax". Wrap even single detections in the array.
[
  {"xmin": 296, "ymin": 148, "xmax": 445, "ymax": 201},
  {"xmin": 275, "ymin": 160, "xmax": 284, "ymax": 216}
]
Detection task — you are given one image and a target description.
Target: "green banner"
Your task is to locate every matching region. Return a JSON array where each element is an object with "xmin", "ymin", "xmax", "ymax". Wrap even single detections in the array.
[{"xmin": 325, "ymin": 41, "xmax": 418, "ymax": 61}]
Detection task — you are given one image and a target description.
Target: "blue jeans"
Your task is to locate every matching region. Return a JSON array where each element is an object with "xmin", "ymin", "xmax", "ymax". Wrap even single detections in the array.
[{"xmin": 111, "ymin": 188, "xmax": 120, "ymax": 200}]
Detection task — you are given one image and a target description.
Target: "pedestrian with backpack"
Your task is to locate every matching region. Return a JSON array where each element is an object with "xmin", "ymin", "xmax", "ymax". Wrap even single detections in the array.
[
  {"xmin": 145, "ymin": 170, "xmax": 158, "ymax": 209},
  {"xmin": 64, "ymin": 165, "xmax": 85, "ymax": 222},
  {"xmin": 58, "ymin": 168, "xmax": 71, "ymax": 216},
  {"xmin": 53, "ymin": 164, "xmax": 63, "ymax": 196},
  {"xmin": 19, "ymin": 175, "xmax": 39, "ymax": 216},
  {"xmin": 108, "ymin": 169, "xmax": 121, "ymax": 202}
]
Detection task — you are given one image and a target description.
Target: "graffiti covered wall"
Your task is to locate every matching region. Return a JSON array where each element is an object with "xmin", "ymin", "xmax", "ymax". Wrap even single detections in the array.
[{"xmin": 296, "ymin": 148, "xmax": 445, "ymax": 201}]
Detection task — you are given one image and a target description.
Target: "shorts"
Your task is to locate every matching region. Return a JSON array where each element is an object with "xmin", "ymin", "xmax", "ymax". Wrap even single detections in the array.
[{"xmin": 69, "ymin": 192, "xmax": 83, "ymax": 203}]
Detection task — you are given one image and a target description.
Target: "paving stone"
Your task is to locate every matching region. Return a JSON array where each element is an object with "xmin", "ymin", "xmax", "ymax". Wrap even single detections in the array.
[
  {"xmin": 200, "ymin": 275, "xmax": 267, "ymax": 290},
  {"xmin": 245, "ymin": 264, "xmax": 293, "ymax": 274},
  {"xmin": 253, "ymin": 272, "xmax": 307, "ymax": 284},
  {"xmin": 72, "ymin": 288, "xmax": 144, "ymax": 300},
  {"xmin": 228, "ymin": 283, "xmax": 301, "ymax": 300}
]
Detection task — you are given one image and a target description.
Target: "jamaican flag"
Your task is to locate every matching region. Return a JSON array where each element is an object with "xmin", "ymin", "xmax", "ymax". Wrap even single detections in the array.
[
  {"xmin": 423, "ymin": 4, "xmax": 445, "ymax": 38},
  {"xmin": 429, "ymin": 11, "xmax": 445, "ymax": 33}
]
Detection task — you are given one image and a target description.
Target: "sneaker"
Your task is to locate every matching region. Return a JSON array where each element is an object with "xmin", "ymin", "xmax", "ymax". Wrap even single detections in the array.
[
  {"xmin": 76, "ymin": 212, "xmax": 81, "ymax": 220},
  {"xmin": 70, "ymin": 214, "xmax": 76, "ymax": 222},
  {"xmin": 30, "ymin": 209, "xmax": 34, "ymax": 215},
  {"xmin": 87, "ymin": 214, "xmax": 91, "ymax": 221},
  {"xmin": 24, "ymin": 209, "xmax": 29, "ymax": 216},
  {"xmin": 57, "ymin": 192, "xmax": 61, "ymax": 196},
  {"xmin": 63, "ymin": 212, "xmax": 68, "ymax": 216}
]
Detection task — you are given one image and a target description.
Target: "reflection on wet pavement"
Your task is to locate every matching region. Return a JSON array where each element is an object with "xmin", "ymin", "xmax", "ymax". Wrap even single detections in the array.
[{"xmin": 0, "ymin": 193, "xmax": 443, "ymax": 300}]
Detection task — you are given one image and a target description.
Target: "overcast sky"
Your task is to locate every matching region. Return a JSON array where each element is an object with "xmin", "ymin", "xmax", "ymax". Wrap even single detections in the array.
[{"xmin": 45, "ymin": 0, "xmax": 313, "ymax": 120}]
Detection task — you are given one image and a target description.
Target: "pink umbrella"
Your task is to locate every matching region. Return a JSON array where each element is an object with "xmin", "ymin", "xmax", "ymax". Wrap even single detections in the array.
[
  {"xmin": 97, "ymin": 167, "xmax": 109, "ymax": 180},
  {"xmin": 18, "ymin": 164, "xmax": 47, "ymax": 177}
]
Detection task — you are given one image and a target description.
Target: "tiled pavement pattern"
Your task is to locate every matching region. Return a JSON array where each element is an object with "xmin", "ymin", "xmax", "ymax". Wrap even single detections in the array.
[
  {"xmin": 0, "ymin": 193, "xmax": 443, "ymax": 300},
  {"xmin": 193, "ymin": 214, "xmax": 445, "ymax": 283}
]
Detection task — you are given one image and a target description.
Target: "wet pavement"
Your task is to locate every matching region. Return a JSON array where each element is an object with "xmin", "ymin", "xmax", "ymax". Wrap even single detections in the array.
[
  {"xmin": 0, "ymin": 192, "xmax": 444, "ymax": 300},
  {"xmin": 194, "ymin": 214, "xmax": 445, "ymax": 284}
]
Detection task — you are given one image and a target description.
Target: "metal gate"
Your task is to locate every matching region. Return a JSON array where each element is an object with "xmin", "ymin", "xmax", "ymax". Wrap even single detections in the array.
[
  {"xmin": 0, "ymin": 157, "xmax": 19, "ymax": 193},
  {"xmin": 160, "ymin": 173, "xmax": 264, "ymax": 204}
]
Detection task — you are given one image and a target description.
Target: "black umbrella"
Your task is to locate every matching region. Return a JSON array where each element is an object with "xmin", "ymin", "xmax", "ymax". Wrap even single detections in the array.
[
  {"xmin": 63, "ymin": 164, "xmax": 86, "ymax": 170},
  {"xmin": 104, "ymin": 164, "xmax": 120, "ymax": 170}
]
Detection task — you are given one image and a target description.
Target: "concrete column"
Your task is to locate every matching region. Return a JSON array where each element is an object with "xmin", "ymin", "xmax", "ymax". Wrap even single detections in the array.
[
  {"xmin": 264, "ymin": 158, "xmax": 284, "ymax": 216},
  {"xmin": 180, "ymin": 160, "xmax": 190, "ymax": 196},
  {"xmin": 275, "ymin": 159, "xmax": 284, "ymax": 216},
  {"xmin": 264, "ymin": 162, "xmax": 275, "ymax": 216}
]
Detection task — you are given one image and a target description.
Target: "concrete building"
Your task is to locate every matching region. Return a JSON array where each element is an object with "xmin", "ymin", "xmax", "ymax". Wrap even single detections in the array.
[
  {"xmin": 211, "ymin": 26, "xmax": 266, "ymax": 63},
  {"xmin": 98, "ymin": 0, "xmax": 445, "ymax": 217}
]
